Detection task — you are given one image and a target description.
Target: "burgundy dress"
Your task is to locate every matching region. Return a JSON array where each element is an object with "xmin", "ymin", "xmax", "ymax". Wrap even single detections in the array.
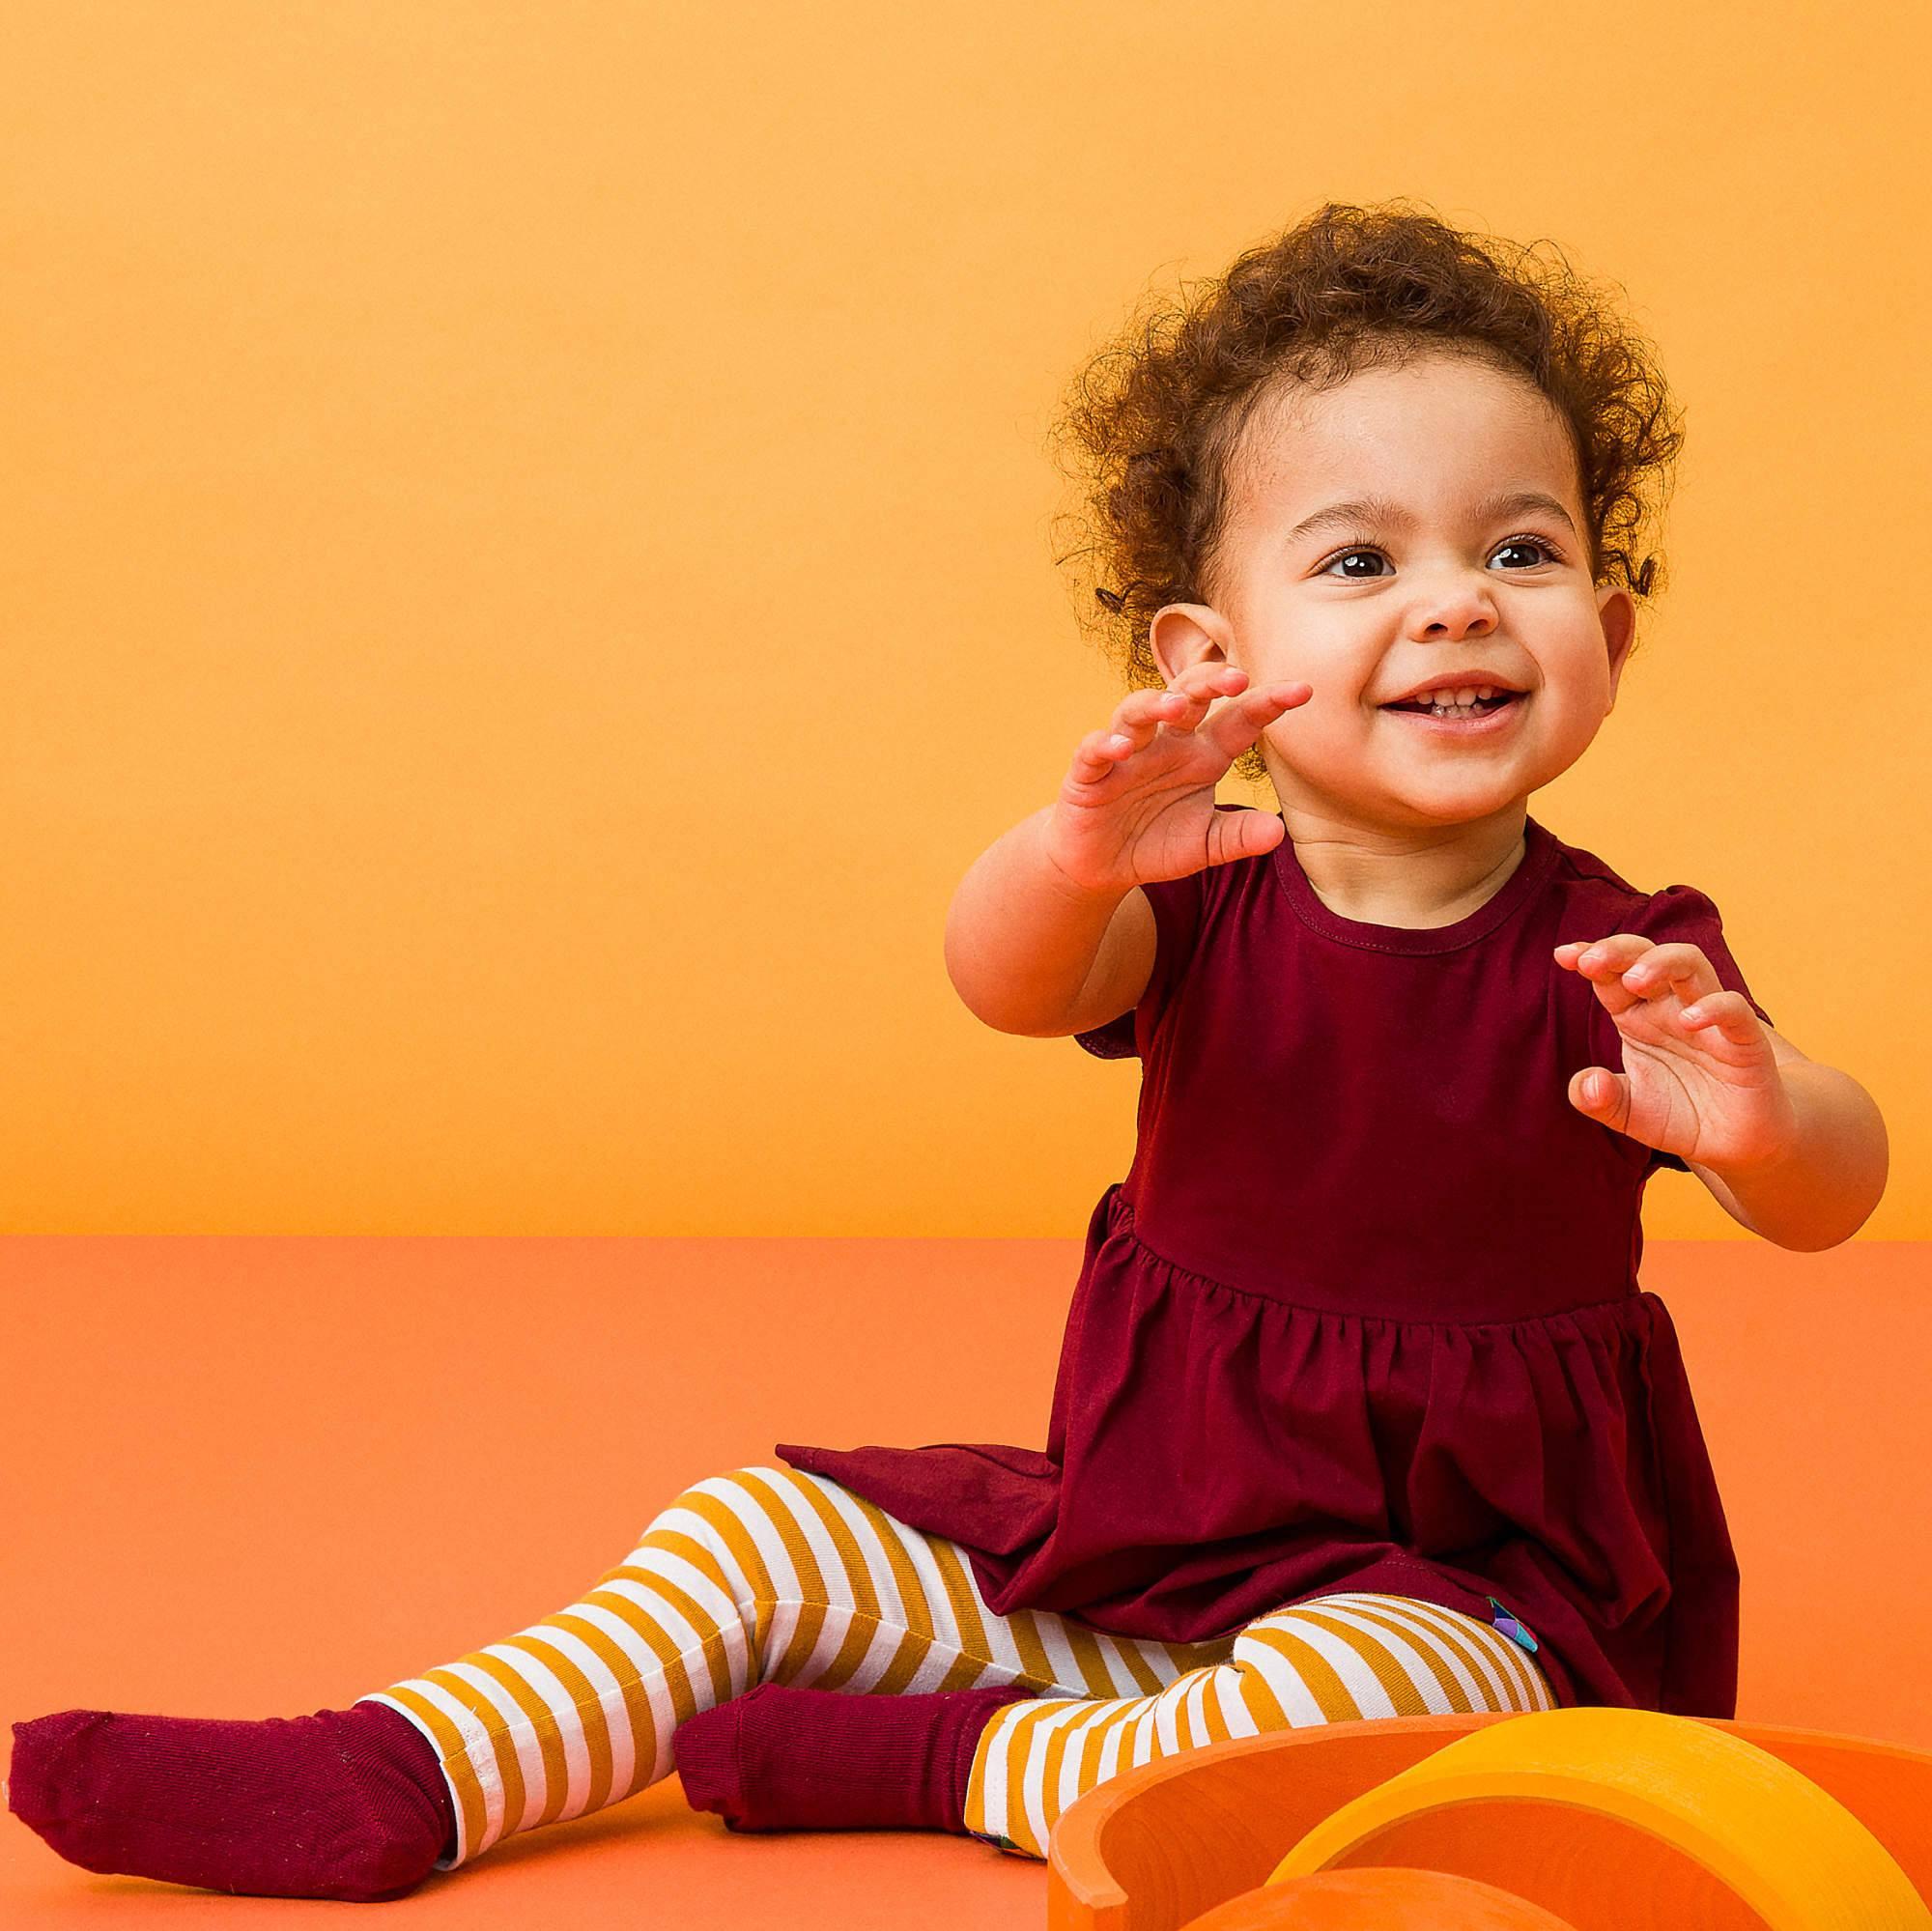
[{"xmin": 777, "ymin": 808, "xmax": 1774, "ymax": 1716}]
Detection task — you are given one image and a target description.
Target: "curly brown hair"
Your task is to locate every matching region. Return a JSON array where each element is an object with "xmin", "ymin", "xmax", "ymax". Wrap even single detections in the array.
[{"xmin": 1044, "ymin": 197, "xmax": 1686, "ymax": 787}]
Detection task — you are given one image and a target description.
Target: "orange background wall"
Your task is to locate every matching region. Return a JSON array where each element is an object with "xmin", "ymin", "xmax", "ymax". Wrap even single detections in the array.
[{"xmin": 2, "ymin": 1, "xmax": 1923, "ymax": 1237}]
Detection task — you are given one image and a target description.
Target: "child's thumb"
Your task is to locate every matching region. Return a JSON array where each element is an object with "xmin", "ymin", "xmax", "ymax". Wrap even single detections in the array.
[
  {"xmin": 1568, "ymin": 1065, "xmax": 1629, "ymax": 1127},
  {"xmin": 1208, "ymin": 806, "xmax": 1287, "ymax": 867}
]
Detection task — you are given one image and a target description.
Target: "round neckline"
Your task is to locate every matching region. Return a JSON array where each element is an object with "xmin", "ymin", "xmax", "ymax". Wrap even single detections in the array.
[{"xmin": 1268, "ymin": 813, "xmax": 1559, "ymax": 954}]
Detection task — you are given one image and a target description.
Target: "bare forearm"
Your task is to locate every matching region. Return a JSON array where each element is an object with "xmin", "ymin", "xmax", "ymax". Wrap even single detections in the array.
[
  {"xmin": 945, "ymin": 806, "xmax": 1127, "ymax": 1034},
  {"xmin": 1702, "ymin": 1062, "xmax": 1889, "ymax": 1251}
]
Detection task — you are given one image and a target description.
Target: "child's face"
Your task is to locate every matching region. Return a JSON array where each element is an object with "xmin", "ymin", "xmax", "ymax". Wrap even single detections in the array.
[{"xmin": 1150, "ymin": 350, "xmax": 1636, "ymax": 835}]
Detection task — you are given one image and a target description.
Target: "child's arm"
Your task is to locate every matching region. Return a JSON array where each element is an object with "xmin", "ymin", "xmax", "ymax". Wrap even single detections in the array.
[
  {"xmin": 944, "ymin": 805, "xmax": 1153, "ymax": 1037},
  {"xmin": 1683, "ymin": 1037, "xmax": 1889, "ymax": 1251},
  {"xmin": 1557, "ymin": 937, "xmax": 1889, "ymax": 1251},
  {"xmin": 947, "ymin": 663, "xmax": 1303, "ymax": 1039}
]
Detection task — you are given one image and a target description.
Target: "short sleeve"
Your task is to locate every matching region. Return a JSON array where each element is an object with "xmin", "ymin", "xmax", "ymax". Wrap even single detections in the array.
[
  {"xmin": 1626, "ymin": 883, "xmax": 1775, "ymax": 1172},
  {"xmin": 1069, "ymin": 864, "xmax": 1204, "ymax": 1057},
  {"xmin": 1069, "ymin": 805, "xmax": 1264, "ymax": 1058}
]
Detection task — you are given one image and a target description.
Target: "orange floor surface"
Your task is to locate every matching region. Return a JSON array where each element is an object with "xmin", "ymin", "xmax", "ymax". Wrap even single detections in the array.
[{"xmin": 4, "ymin": 1234, "xmax": 1928, "ymax": 1926}]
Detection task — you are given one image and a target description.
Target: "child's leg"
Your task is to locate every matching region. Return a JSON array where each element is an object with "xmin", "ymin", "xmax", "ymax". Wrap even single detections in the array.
[
  {"xmin": 356, "ymin": 1462, "xmax": 1195, "ymax": 1869},
  {"xmin": 13, "ymin": 1461, "xmax": 1123, "ymax": 1900},
  {"xmin": 962, "ymin": 1590, "xmax": 1555, "ymax": 1859},
  {"xmin": 5, "ymin": 1459, "xmax": 1243, "ymax": 1898}
]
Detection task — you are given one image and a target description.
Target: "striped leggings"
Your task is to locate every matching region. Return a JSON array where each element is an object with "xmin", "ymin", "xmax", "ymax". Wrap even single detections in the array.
[{"xmin": 360, "ymin": 1463, "xmax": 1554, "ymax": 1865}]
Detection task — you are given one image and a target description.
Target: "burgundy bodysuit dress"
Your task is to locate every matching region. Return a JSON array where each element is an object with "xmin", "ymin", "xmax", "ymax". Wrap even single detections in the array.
[{"xmin": 777, "ymin": 806, "xmax": 1774, "ymax": 1716}]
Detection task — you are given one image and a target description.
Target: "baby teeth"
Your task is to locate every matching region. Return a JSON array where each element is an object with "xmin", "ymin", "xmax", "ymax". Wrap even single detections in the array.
[{"xmin": 1406, "ymin": 685, "xmax": 1510, "ymax": 718}]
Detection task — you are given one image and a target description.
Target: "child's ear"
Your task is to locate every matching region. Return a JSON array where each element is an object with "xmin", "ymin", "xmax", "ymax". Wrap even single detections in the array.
[
  {"xmin": 1149, "ymin": 602, "xmax": 1234, "ymax": 688},
  {"xmin": 1597, "ymin": 585, "xmax": 1637, "ymax": 709}
]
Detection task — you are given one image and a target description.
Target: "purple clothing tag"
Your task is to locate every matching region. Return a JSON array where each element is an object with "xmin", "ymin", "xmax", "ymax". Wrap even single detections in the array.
[{"xmin": 1488, "ymin": 1595, "xmax": 1541, "ymax": 1654}]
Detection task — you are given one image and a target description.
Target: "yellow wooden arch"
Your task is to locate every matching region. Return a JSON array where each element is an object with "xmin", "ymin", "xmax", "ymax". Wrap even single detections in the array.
[{"xmin": 1268, "ymin": 1706, "xmax": 1931, "ymax": 1931}]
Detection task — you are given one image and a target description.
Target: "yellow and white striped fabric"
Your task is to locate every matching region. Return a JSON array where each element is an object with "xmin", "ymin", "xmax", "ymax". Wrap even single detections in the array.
[{"xmin": 360, "ymin": 1463, "xmax": 1552, "ymax": 1867}]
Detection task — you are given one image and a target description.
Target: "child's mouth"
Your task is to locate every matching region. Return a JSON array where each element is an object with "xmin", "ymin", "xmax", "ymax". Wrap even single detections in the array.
[{"xmin": 1378, "ymin": 691, "xmax": 1528, "ymax": 734}]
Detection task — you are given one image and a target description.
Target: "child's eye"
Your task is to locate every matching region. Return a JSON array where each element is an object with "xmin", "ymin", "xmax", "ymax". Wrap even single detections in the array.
[{"xmin": 1319, "ymin": 534, "xmax": 1562, "ymax": 580}]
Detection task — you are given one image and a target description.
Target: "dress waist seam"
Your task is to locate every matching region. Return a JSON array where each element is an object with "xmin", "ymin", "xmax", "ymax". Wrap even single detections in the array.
[{"xmin": 1105, "ymin": 1182, "xmax": 1645, "ymax": 1330}]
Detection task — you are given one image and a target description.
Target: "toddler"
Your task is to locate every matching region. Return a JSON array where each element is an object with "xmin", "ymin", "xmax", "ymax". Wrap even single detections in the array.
[{"xmin": 8, "ymin": 199, "xmax": 1889, "ymax": 1900}]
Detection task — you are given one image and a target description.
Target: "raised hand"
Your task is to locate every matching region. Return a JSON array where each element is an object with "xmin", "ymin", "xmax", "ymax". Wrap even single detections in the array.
[
  {"xmin": 1041, "ymin": 664, "xmax": 1312, "ymax": 896},
  {"xmin": 1555, "ymin": 935, "xmax": 1798, "ymax": 1173}
]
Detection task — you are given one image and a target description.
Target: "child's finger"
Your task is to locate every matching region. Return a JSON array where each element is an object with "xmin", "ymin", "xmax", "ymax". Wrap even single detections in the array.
[
  {"xmin": 1077, "ymin": 668, "xmax": 1307, "ymax": 776},
  {"xmin": 1553, "ymin": 934, "xmax": 1651, "ymax": 985},
  {"xmin": 1676, "ymin": 988, "xmax": 1753, "ymax": 1039},
  {"xmin": 1202, "ymin": 678, "xmax": 1311, "ymax": 755},
  {"xmin": 1180, "ymin": 667, "xmax": 1309, "ymax": 713},
  {"xmin": 1069, "ymin": 688, "xmax": 1189, "ymax": 777},
  {"xmin": 1567, "ymin": 1064, "xmax": 1633, "ymax": 1132},
  {"xmin": 1615, "ymin": 942, "xmax": 1721, "ymax": 1006},
  {"xmin": 1069, "ymin": 718, "xmax": 1171, "ymax": 776},
  {"xmin": 1092, "ymin": 688, "xmax": 1189, "ymax": 761},
  {"xmin": 1095, "ymin": 666, "xmax": 1244, "ymax": 757},
  {"xmin": 1553, "ymin": 935, "xmax": 1661, "ymax": 1016},
  {"xmin": 1069, "ymin": 726, "xmax": 1135, "ymax": 776},
  {"xmin": 1139, "ymin": 663, "xmax": 1247, "ymax": 735}
]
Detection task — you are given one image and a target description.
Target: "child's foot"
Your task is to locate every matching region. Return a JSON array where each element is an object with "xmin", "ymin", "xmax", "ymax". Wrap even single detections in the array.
[
  {"xmin": 7, "ymin": 1700, "xmax": 455, "ymax": 1902},
  {"xmin": 673, "ymin": 1679, "xmax": 1035, "ymax": 1833}
]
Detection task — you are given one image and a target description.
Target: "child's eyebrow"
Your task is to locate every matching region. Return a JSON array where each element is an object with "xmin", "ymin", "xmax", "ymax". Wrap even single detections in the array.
[{"xmin": 1281, "ymin": 488, "xmax": 1578, "ymax": 549}]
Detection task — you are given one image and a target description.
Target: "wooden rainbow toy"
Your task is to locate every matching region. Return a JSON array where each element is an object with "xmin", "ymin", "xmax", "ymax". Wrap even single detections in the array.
[
  {"xmin": 1044, "ymin": 1707, "xmax": 1932, "ymax": 1930},
  {"xmin": 1183, "ymin": 1866, "xmax": 1580, "ymax": 1928}
]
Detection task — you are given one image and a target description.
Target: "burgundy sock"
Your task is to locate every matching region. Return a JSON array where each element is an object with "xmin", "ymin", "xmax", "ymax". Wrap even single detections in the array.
[
  {"xmin": 672, "ymin": 1679, "xmax": 1036, "ymax": 1835},
  {"xmin": 7, "ymin": 1699, "xmax": 456, "ymax": 1902}
]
